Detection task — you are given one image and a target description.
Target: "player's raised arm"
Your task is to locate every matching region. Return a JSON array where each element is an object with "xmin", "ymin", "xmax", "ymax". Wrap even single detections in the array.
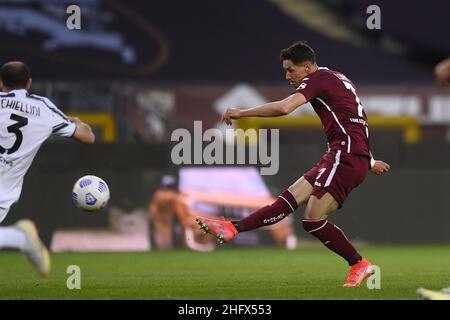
[
  {"xmin": 220, "ymin": 92, "xmax": 307, "ymax": 125},
  {"xmin": 68, "ymin": 116, "xmax": 95, "ymax": 144}
]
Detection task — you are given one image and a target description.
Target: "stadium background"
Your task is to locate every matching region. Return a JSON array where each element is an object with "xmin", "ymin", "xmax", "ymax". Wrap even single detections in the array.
[{"xmin": 0, "ymin": 0, "xmax": 449, "ymax": 300}]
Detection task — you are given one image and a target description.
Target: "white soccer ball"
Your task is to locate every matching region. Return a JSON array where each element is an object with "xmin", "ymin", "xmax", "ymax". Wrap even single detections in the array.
[{"xmin": 72, "ymin": 175, "xmax": 110, "ymax": 212}]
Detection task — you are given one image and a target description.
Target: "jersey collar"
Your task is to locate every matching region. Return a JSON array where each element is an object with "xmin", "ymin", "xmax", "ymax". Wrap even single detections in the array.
[{"xmin": 5, "ymin": 89, "xmax": 28, "ymax": 97}]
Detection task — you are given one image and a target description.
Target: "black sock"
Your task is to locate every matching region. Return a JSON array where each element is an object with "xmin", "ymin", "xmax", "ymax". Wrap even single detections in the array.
[
  {"xmin": 232, "ymin": 221, "xmax": 242, "ymax": 232},
  {"xmin": 349, "ymin": 254, "xmax": 363, "ymax": 266}
]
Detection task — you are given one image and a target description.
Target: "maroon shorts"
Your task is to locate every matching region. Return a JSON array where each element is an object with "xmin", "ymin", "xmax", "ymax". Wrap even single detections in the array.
[{"xmin": 303, "ymin": 150, "xmax": 370, "ymax": 208}]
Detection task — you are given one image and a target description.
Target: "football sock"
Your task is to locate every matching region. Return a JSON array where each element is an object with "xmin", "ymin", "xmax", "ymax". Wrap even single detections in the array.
[
  {"xmin": 303, "ymin": 219, "xmax": 362, "ymax": 265},
  {"xmin": 0, "ymin": 226, "xmax": 27, "ymax": 250},
  {"xmin": 235, "ymin": 189, "xmax": 298, "ymax": 232}
]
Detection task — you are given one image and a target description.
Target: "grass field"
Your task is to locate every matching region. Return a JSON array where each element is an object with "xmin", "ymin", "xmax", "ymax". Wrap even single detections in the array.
[{"xmin": 0, "ymin": 245, "xmax": 449, "ymax": 299}]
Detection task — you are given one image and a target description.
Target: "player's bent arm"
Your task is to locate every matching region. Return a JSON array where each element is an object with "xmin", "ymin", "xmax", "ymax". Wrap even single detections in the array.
[
  {"xmin": 240, "ymin": 93, "xmax": 307, "ymax": 117},
  {"xmin": 369, "ymin": 151, "xmax": 391, "ymax": 176},
  {"xmin": 69, "ymin": 117, "xmax": 95, "ymax": 144}
]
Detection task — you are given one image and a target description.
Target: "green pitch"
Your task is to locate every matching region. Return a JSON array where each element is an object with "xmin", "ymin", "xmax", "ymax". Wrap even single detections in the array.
[{"xmin": 0, "ymin": 245, "xmax": 449, "ymax": 299}]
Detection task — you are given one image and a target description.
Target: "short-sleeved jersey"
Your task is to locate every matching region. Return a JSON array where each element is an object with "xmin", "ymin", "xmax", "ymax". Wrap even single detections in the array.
[
  {"xmin": 296, "ymin": 67, "xmax": 370, "ymax": 156},
  {"xmin": 0, "ymin": 89, "xmax": 76, "ymax": 207}
]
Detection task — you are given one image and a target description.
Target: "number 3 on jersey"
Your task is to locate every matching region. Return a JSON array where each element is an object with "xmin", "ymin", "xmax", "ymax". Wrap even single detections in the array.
[{"xmin": 0, "ymin": 114, "xmax": 28, "ymax": 154}]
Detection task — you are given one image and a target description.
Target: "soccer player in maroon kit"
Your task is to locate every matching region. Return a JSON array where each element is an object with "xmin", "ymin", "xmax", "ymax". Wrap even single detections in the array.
[{"xmin": 195, "ymin": 41, "xmax": 390, "ymax": 287}]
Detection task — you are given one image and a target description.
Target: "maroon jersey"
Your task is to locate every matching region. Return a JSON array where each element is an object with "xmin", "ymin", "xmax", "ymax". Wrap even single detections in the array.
[{"xmin": 296, "ymin": 67, "xmax": 370, "ymax": 156}]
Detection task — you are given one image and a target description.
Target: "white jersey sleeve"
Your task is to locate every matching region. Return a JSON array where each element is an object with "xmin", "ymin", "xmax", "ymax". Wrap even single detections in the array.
[{"xmin": 41, "ymin": 97, "xmax": 77, "ymax": 138}]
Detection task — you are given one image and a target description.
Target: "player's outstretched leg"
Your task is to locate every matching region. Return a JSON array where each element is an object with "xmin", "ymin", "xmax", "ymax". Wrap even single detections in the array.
[
  {"xmin": 195, "ymin": 216, "xmax": 238, "ymax": 244},
  {"xmin": 14, "ymin": 219, "xmax": 51, "ymax": 276},
  {"xmin": 195, "ymin": 189, "xmax": 299, "ymax": 244}
]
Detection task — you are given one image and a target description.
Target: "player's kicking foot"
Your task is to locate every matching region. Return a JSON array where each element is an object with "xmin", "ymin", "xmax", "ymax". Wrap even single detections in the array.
[
  {"xmin": 343, "ymin": 258, "xmax": 374, "ymax": 287},
  {"xmin": 195, "ymin": 216, "xmax": 238, "ymax": 244},
  {"xmin": 14, "ymin": 219, "xmax": 51, "ymax": 276}
]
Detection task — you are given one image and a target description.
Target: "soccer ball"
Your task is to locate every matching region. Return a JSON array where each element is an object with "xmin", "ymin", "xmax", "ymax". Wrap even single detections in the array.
[{"xmin": 72, "ymin": 175, "xmax": 110, "ymax": 212}]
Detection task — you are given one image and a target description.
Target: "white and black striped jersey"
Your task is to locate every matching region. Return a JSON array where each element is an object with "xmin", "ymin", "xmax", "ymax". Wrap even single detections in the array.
[{"xmin": 0, "ymin": 89, "xmax": 76, "ymax": 211}]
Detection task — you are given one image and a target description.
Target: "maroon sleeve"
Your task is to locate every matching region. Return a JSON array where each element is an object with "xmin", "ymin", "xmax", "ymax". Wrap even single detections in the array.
[{"xmin": 295, "ymin": 74, "xmax": 325, "ymax": 101}]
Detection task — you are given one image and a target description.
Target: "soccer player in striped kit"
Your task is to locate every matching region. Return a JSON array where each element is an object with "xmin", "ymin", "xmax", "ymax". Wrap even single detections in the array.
[
  {"xmin": 196, "ymin": 41, "xmax": 390, "ymax": 287},
  {"xmin": 0, "ymin": 61, "xmax": 95, "ymax": 276}
]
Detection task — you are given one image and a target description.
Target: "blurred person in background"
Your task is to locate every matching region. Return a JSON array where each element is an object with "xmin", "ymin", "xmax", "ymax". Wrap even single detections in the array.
[
  {"xmin": 149, "ymin": 174, "xmax": 297, "ymax": 251},
  {"xmin": 196, "ymin": 41, "xmax": 391, "ymax": 287},
  {"xmin": 148, "ymin": 174, "xmax": 198, "ymax": 250},
  {"xmin": 0, "ymin": 61, "xmax": 95, "ymax": 276},
  {"xmin": 434, "ymin": 57, "xmax": 450, "ymax": 87}
]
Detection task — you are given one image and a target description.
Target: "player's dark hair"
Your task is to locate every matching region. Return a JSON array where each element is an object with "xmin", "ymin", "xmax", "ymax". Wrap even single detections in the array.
[
  {"xmin": 280, "ymin": 41, "xmax": 316, "ymax": 65},
  {"xmin": 0, "ymin": 61, "xmax": 31, "ymax": 89}
]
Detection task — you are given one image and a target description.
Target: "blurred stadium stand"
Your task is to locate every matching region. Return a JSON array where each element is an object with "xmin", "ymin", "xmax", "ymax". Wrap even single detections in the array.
[
  {"xmin": 1, "ymin": 0, "xmax": 448, "ymax": 83},
  {"xmin": 1, "ymin": 0, "xmax": 449, "ymax": 248}
]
